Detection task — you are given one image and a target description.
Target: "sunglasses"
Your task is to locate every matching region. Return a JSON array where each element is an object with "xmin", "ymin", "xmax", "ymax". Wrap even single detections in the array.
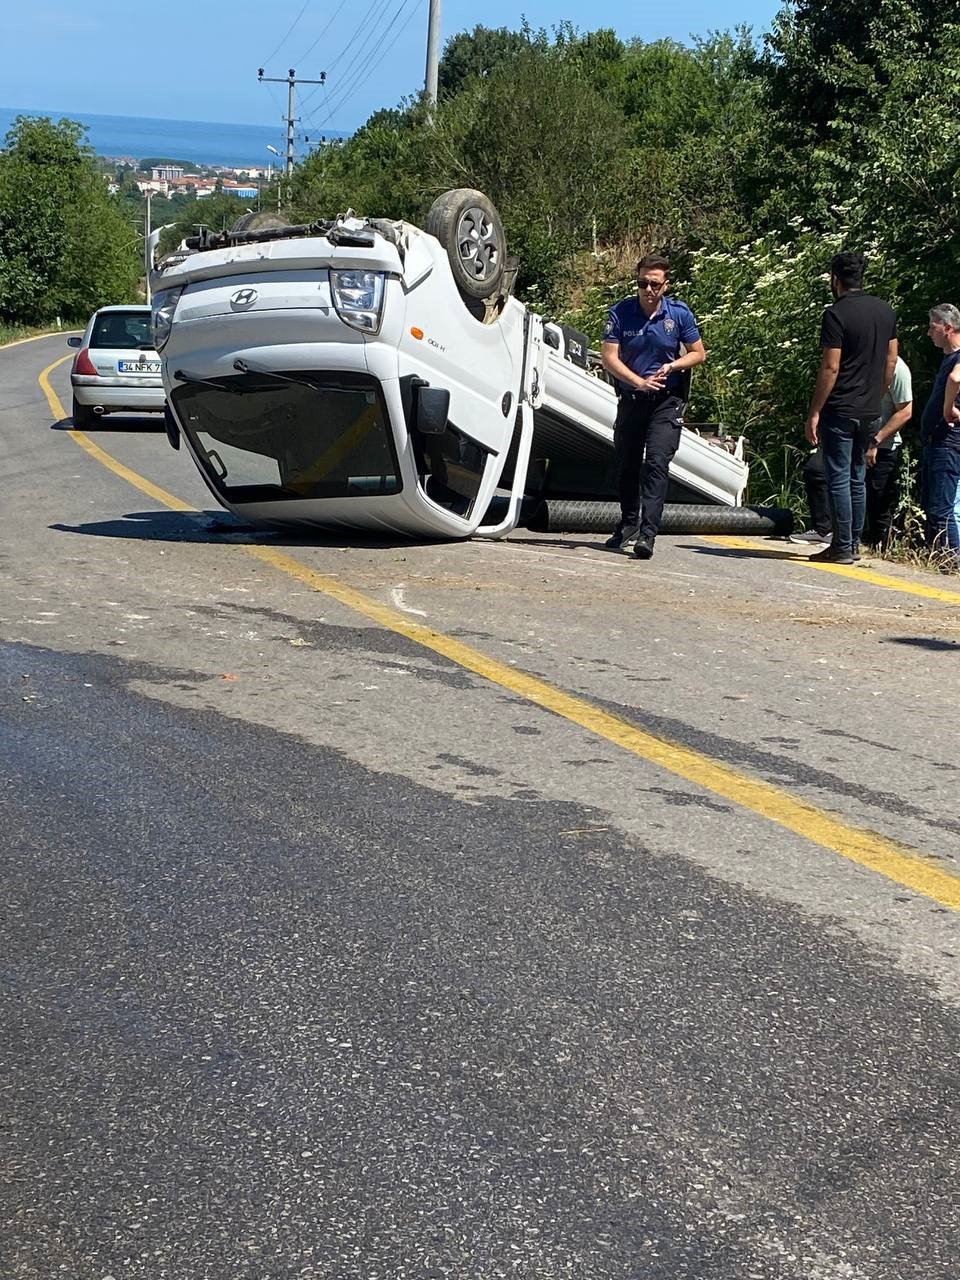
[{"xmin": 637, "ymin": 278, "xmax": 666, "ymax": 291}]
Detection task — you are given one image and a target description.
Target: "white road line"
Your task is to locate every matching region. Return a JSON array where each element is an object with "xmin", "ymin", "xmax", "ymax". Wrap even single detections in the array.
[{"xmin": 390, "ymin": 585, "xmax": 427, "ymax": 616}]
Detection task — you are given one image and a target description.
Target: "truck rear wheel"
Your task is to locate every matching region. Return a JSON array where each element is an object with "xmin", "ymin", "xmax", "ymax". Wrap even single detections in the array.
[{"xmin": 425, "ymin": 188, "xmax": 506, "ymax": 301}]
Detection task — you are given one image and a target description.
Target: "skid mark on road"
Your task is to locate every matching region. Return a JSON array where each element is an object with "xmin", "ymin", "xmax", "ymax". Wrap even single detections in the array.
[{"xmin": 39, "ymin": 364, "xmax": 960, "ymax": 912}]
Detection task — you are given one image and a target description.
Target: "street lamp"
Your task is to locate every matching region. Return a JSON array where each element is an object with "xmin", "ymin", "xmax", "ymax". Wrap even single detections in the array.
[{"xmin": 266, "ymin": 145, "xmax": 282, "ymax": 211}]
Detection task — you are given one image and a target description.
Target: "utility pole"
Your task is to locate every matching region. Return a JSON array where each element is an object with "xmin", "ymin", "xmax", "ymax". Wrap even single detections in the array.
[
  {"xmin": 258, "ymin": 67, "xmax": 326, "ymax": 183},
  {"xmin": 424, "ymin": 0, "xmax": 441, "ymax": 112},
  {"xmin": 144, "ymin": 190, "xmax": 152, "ymax": 303}
]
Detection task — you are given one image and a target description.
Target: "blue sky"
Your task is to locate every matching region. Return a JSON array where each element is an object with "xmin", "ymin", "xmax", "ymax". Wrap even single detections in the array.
[{"xmin": 5, "ymin": 0, "xmax": 783, "ymax": 134}]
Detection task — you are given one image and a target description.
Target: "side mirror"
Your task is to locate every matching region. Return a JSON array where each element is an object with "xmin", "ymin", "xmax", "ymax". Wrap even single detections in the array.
[
  {"xmin": 415, "ymin": 385, "xmax": 450, "ymax": 436},
  {"xmin": 66, "ymin": 336, "xmax": 82, "ymax": 348}
]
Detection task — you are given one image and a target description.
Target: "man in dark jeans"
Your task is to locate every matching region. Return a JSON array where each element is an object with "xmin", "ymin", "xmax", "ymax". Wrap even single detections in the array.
[
  {"xmin": 804, "ymin": 251, "xmax": 898, "ymax": 565},
  {"xmin": 793, "ymin": 355, "xmax": 913, "ymax": 549},
  {"xmin": 601, "ymin": 254, "xmax": 707, "ymax": 560}
]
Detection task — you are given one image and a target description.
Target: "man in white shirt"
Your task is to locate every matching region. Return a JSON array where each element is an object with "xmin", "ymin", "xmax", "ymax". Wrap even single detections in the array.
[{"xmin": 863, "ymin": 355, "xmax": 913, "ymax": 548}]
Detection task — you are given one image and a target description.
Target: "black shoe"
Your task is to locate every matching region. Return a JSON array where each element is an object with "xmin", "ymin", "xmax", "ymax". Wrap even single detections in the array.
[
  {"xmin": 809, "ymin": 544, "xmax": 856, "ymax": 565},
  {"xmin": 605, "ymin": 523, "xmax": 639, "ymax": 550},
  {"xmin": 633, "ymin": 536, "xmax": 655, "ymax": 560}
]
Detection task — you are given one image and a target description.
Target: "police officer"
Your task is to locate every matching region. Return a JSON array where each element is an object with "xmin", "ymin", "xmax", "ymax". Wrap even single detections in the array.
[{"xmin": 601, "ymin": 255, "xmax": 707, "ymax": 558}]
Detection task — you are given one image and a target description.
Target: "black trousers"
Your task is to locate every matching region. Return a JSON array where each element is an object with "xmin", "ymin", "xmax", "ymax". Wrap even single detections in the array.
[
  {"xmin": 614, "ymin": 392, "xmax": 684, "ymax": 539},
  {"xmin": 804, "ymin": 446, "xmax": 902, "ymax": 545}
]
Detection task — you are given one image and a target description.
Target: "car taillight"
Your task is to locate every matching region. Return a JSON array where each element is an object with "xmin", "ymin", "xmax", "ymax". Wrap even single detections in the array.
[{"xmin": 73, "ymin": 348, "xmax": 98, "ymax": 376}]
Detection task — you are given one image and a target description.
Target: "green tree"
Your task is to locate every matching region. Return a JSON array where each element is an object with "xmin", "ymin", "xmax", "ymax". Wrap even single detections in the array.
[
  {"xmin": 810, "ymin": 24, "xmax": 960, "ymax": 377},
  {"xmin": 291, "ymin": 102, "xmax": 432, "ymax": 224},
  {"xmin": 437, "ymin": 25, "xmax": 536, "ymax": 97},
  {"xmin": 427, "ymin": 46, "xmax": 627, "ymax": 306},
  {"xmin": 0, "ymin": 115, "xmax": 140, "ymax": 324},
  {"xmin": 558, "ymin": 30, "xmax": 767, "ymax": 254},
  {"xmin": 763, "ymin": 0, "xmax": 938, "ymax": 145}
]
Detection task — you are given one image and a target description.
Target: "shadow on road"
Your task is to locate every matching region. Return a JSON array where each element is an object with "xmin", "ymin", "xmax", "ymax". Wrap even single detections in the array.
[
  {"xmin": 884, "ymin": 636, "xmax": 960, "ymax": 651},
  {"xmin": 682, "ymin": 542, "xmax": 800, "ymax": 562},
  {"xmin": 51, "ymin": 415, "xmax": 166, "ymax": 434},
  {"xmin": 49, "ymin": 509, "xmax": 448, "ymax": 551},
  {"xmin": 505, "ymin": 535, "xmax": 619, "ymax": 555}
]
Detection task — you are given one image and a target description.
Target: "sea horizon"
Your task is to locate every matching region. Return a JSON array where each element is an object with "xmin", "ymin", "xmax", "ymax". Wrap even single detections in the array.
[{"xmin": 0, "ymin": 105, "xmax": 347, "ymax": 170}]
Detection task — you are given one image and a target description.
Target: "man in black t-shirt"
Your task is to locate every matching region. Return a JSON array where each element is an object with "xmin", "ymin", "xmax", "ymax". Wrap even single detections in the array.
[{"xmin": 804, "ymin": 251, "xmax": 898, "ymax": 564}]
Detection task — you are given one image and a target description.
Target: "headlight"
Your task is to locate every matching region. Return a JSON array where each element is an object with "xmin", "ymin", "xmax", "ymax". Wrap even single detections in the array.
[
  {"xmin": 330, "ymin": 270, "xmax": 385, "ymax": 334},
  {"xmin": 151, "ymin": 286, "xmax": 182, "ymax": 352}
]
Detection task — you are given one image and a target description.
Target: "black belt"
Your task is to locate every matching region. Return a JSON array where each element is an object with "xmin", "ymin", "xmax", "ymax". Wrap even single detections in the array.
[{"xmin": 619, "ymin": 387, "xmax": 674, "ymax": 401}]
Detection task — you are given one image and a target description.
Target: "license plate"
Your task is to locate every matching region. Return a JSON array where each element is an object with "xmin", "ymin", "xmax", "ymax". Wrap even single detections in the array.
[{"xmin": 118, "ymin": 359, "xmax": 161, "ymax": 374}]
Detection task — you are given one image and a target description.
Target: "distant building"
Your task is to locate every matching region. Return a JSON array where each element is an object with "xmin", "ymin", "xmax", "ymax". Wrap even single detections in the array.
[
  {"xmin": 222, "ymin": 183, "xmax": 259, "ymax": 199},
  {"xmin": 166, "ymin": 174, "xmax": 210, "ymax": 193},
  {"xmin": 135, "ymin": 173, "xmax": 214, "ymax": 198},
  {"xmin": 152, "ymin": 164, "xmax": 184, "ymax": 181}
]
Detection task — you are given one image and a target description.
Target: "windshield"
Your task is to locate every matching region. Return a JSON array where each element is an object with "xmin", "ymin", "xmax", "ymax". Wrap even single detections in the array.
[{"xmin": 170, "ymin": 371, "xmax": 400, "ymax": 502}]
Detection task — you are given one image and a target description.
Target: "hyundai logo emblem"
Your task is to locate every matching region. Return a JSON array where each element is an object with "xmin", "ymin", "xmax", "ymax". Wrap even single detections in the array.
[{"xmin": 230, "ymin": 287, "xmax": 259, "ymax": 309}]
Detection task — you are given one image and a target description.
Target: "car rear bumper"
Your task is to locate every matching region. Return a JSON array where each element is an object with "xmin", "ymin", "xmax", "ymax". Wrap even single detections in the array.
[{"xmin": 71, "ymin": 379, "xmax": 166, "ymax": 412}]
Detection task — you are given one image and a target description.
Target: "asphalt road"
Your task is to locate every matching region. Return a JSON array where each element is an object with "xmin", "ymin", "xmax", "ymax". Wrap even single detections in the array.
[{"xmin": 2, "ymin": 334, "xmax": 959, "ymax": 1279}]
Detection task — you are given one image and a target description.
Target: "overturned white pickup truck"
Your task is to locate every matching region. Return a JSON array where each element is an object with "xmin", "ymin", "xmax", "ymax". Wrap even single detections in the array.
[{"xmin": 150, "ymin": 191, "xmax": 752, "ymax": 539}]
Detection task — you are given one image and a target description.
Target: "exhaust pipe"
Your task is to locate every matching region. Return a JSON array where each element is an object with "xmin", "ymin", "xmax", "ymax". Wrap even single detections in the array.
[{"xmin": 93, "ymin": 405, "xmax": 106, "ymax": 415}]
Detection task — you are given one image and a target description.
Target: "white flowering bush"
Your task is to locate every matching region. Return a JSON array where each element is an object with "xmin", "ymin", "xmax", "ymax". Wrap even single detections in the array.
[
  {"xmin": 678, "ymin": 227, "xmax": 848, "ymax": 505},
  {"xmin": 565, "ymin": 225, "xmax": 883, "ymax": 508}
]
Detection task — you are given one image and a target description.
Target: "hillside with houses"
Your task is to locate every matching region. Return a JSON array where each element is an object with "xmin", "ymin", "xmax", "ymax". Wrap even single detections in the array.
[{"xmin": 106, "ymin": 160, "xmax": 273, "ymax": 202}]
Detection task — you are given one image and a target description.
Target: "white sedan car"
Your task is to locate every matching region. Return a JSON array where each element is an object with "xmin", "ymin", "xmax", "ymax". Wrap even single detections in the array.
[{"xmin": 67, "ymin": 305, "xmax": 165, "ymax": 428}]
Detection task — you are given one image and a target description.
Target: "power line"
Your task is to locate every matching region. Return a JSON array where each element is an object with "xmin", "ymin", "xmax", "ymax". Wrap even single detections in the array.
[
  {"xmin": 262, "ymin": 79, "xmax": 290, "ymax": 134},
  {"xmin": 262, "ymin": 0, "xmax": 313, "ymax": 67},
  {"xmin": 297, "ymin": 0, "xmax": 392, "ymax": 124},
  {"xmin": 329, "ymin": 0, "xmax": 415, "ymax": 97},
  {"xmin": 298, "ymin": 81, "xmax": 343, "ymax": 147},
  {"xmin": 323, "ymin": 0, "xmax": 390, "ymax": 79},
  {"xmin": 314, "ymin": 0, "xmax": 419, "ymax": 128},
  {"xmin": 295, "ymin": 0, "xmax": 389, "ymax": 125},
  {"xmin": 294, "ymin": 0, "xmax": 352, "ymax": 70}
]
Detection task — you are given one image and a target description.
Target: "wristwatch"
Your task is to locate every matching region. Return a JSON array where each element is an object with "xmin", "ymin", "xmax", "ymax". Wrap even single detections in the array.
[{"xmin": 867, "ymin": 435, "xmax": 880, "ymax": 448}]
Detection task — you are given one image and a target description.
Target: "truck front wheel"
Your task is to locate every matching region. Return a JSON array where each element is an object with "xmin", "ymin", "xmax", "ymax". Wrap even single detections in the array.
[{"xmin": 425, "ymin": 188, "xmax": 506, "ymax": 302}]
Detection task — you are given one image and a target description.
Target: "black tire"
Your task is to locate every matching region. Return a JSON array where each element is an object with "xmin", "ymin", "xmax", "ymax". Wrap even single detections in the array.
[
  {"xmin": 71, "ymin": 395, "xmax": 97, "ymax": 429},
  {"xmin": 425, "ymin": 188, "xmax": 506, "ymax": 301},
  {"xmin": 531, "ymin": 500, "xmax": 795, "ymax": 537},
  {"xmin": 230, "ymin": 211, "xmax": 291, "ymax": 233}
]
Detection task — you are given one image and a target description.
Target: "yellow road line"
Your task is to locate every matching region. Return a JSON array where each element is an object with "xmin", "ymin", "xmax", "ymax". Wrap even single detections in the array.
[
  {"xmin": 703, "ymin": 534, "xmax": 960, "ymax": 606},
  {"xmin": 39, "ymin": 355, "xmax": 195, "ymax": 510},
  {"xmin": 39, "ymin": 361, "xmax": 960, "ymax": 910},
  {"xmin": 246, "ymin": 542, "xmax": 960, "ymax": 910}
]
